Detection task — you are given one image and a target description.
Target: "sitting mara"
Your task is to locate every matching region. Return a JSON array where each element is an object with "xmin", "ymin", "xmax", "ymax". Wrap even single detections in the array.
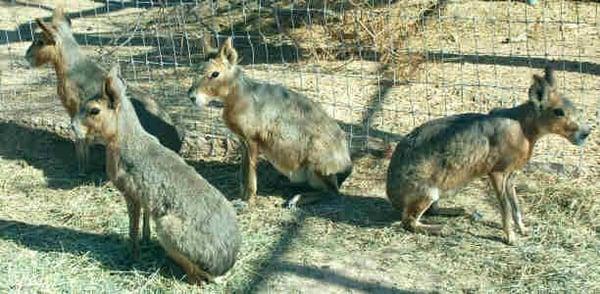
[
  {"xmin": 187, "ymin": 37, "xmax": 353, "ymax": 208},
  {"xmin": 72, "ymin": 65, "xmax": 240, "ymax": 284}
]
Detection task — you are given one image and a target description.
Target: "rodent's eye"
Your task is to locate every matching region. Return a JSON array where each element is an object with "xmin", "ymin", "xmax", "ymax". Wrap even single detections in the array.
[
  {"xmin": 553, "ymin": 108, "xmax": 565, "ymax": 117},
  {"xmin": 89, "ymin": 107, "xmax": 101, "ymax": 116},
  {"xmin": 210, "ymin": 71, "xmax": 220, "ymax": 79}
]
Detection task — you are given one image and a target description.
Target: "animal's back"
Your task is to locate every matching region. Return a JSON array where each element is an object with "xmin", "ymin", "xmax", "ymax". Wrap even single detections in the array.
[
  {"xmin": 387, "ymin": 113, "xmax": 521, "ymax": 193},
  {"xmin": 119, "ymin": 134, "xmax": 240, "ymax": 275},
  {"xmin": 70, "ymin": 59, "xmax": 106, "ymax": 102},
  {"xmin": 251, "ymin": 82, "xmax": 351, "ymax": 175},
  {"xmin": 128, "ymin": 90, "xmax": 183, "ymax": 153}
]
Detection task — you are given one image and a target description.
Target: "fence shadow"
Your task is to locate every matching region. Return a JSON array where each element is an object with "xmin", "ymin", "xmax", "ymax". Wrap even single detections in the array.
[
  {"xmin": 273, "ymin": 261, "xmax": 431, "ymax": 294},
  {"xmin": 233, "ymin": 209, "xmax": 419, "ymax": 293},
  {"xmin": 426, "ymin": 51, "xmax": 600, "ymax": 76},
  {"xmin": 0, "ymin": 0, "xmax": 304, "ymax": 66}
]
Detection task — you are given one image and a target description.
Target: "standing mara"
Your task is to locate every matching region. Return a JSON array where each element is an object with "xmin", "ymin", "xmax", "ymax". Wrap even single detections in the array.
[{"xmin": 386, "ymin": 67, "xmax": 591, "ymax": 244}]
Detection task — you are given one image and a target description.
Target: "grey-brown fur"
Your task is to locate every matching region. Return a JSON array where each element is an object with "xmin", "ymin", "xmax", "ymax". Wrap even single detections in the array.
[
  {"xmin": 71, "ymin": 65, "xmax": 240, "ymax": 284},
  {"xmin": 187, "ymin": 37, "xmax": 352, "ymax": 208},
  {"xmin": 24, "ymin": 8, "xmax": 183, "ymax": 172},
  {"xmin": 386, "ymin": 67, "xmax": 591, "ymax": 244}
]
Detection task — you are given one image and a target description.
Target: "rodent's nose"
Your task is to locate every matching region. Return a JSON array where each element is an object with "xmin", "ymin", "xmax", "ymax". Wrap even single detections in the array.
[
  {"xmin": 581, "ymin": 129, "xmax": 590, "ymax": 140},
  {"xmin": 187, "ymin": 89, "xmax": 196, "ymax": 103}
]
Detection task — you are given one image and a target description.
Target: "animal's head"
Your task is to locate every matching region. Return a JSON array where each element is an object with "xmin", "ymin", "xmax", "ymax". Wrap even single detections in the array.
[
  {"xmin": 71, "ymin": 64, "xmax": 125, "ymax": 143},
  {"xmin": 187, "ymin": 37, "xmax": 239, "ymax": 108},
  {"xmin": 25, "ymin": 8, "xmax": 76, "ymax": 67},
  {"xmin": 528, "ymin": 67, "xmax": 591, "ymax": 146}
]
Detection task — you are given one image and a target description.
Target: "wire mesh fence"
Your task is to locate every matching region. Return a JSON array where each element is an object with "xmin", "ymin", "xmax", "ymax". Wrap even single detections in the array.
[{"xmin": 0, "ymin": 0, "xmax": 598, "ymax": 177}]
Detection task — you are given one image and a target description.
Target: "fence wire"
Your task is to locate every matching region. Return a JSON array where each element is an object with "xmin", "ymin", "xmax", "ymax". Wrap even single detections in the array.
[{"xmin": 0, "ymin": 0, "xmax": 598, "ymax": 176}]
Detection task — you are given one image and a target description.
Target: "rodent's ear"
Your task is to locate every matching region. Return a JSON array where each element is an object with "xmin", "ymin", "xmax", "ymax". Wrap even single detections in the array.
[
  {"xmin": 528, "ymin": 73, "xmax": 550, "ymax": 111},
  {"xmin": 35, "ymin": 18, "xmax": 57, "ymax": 44},
  {"xmin": 218, "ymin": 37, "xmax": 238, "ymax": 65},
  {"xmin": 103, "ymin": 64, "xmax": 126, "ymax": 109},
  {"xmin": 202, "ymin": 34, "xmax": 218, "ymax": 58},
  {"xmin": 52, "ymin": 6, "xmax": 71, "ymax": 27},
  {"xmin": 543, "ymin": 66, "xmax": 556, "ymax": 89}
]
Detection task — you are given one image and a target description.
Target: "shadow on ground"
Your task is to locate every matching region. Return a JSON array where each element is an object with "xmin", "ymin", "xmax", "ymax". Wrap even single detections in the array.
[
  {"xmin": 272, "ymin": 261, "xmax": 432, "ymax": 294},
  {"xmin": 230, "ymin": 210, "xmax": 419, "ymax": 293},
  {"xmin": 186, "ymin": 159, "xmax": 287, "ymax": 200},
  {"xmin": 0, "ymin": 122, "xmax": 106, "ymax": 189},
  {"xmin": 0, "ymin": 120, "xmax": 396, "ymax": 228},
  {"xmin": 187, "ymin": 158, "xmax": 398, "ymax": 229},
  {"xmin": 0, "ymin": 218, "xmax": 189, "ymax": 282}
]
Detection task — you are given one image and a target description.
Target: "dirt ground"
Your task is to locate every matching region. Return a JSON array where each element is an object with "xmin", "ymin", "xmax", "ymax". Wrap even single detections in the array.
[{"xmin": 1, "ymin": 1, "xmax": 599, "ymax": 293}]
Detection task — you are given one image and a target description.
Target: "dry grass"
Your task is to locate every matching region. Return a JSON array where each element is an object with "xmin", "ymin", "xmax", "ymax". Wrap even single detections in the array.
[
  {"xmin": 1, "ymin": 132, "xmax": 598, "ymax": 292},
  {"xmin": 1, "ymin": 0, "xmax": 600, "ymax": 293}
]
